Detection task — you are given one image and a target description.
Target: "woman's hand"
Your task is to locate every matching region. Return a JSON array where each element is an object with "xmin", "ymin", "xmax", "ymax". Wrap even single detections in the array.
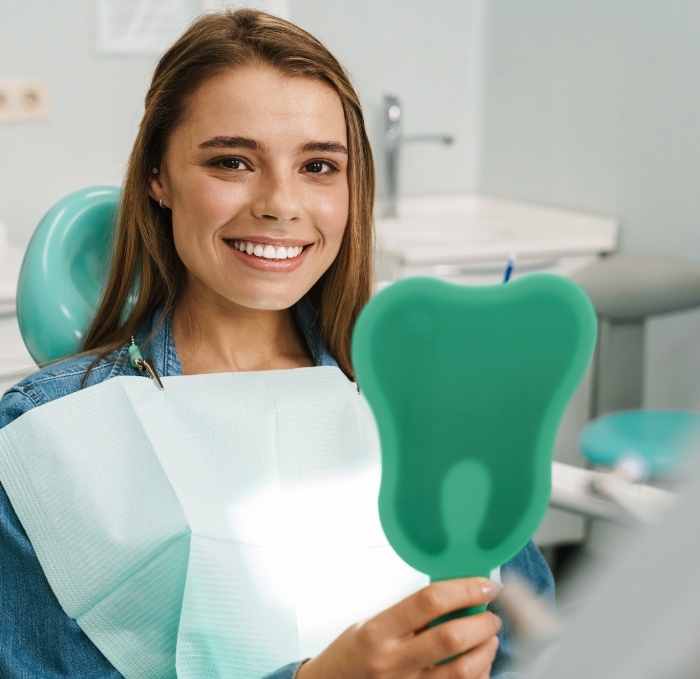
[{"xmin": 296, "ymin": 577, "xmax": 502, "ymax": 679}]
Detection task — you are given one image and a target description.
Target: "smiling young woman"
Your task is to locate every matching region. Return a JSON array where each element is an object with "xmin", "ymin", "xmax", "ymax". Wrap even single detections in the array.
[
  {"xmin": 83, "ymin": 10, "xmax": 375, "ymax": 380},
  {"xmin": 0, "ymin": 9, "xmax": 555, "ymax": 679}
]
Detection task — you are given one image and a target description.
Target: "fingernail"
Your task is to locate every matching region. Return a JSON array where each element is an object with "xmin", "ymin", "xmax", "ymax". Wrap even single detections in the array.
[
  {"xmin": 493, "ymin": 613, "xmax": 503, "ymax": 631},
  {"xmin": 480, "ymin": 579, "xmax": 500, "ymax": 598}
]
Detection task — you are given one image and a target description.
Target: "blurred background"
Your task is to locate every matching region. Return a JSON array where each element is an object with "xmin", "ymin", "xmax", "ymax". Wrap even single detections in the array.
[{"xmin": 2, "ymin": 0, "xmax": 699, "ymax": 411}]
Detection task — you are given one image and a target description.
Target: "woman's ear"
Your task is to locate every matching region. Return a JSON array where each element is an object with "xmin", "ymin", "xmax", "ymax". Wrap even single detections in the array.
[{"xmin": 148, "ymin": 167, "xmax": 169, "ymax": 207}]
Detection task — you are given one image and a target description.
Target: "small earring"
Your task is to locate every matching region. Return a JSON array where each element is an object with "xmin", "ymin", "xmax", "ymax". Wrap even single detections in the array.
[
  {"xmin": 152, "ymin": 167, "xmax": 159, "ymax": 174},
  {"xmin": 159, "ymin": 198, "xmax": 164, "ymax": 209}
]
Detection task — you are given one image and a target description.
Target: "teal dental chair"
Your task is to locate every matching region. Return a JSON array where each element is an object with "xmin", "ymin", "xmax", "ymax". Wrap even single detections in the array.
[
  {"xmin": 573, "ymin": 255, "xmax": 700, "ymax": 481},
  {"xmin": 17, "ymin": 186, "xmax": 120, "ymax": 364}
]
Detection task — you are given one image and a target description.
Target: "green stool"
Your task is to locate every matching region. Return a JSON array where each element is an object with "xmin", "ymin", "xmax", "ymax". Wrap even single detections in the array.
[{"xmin": 580, "ymin": 410, "xmax": 700, "ymax": 479}]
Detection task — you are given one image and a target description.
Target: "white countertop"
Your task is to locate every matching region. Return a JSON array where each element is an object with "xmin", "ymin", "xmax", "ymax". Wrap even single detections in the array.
[{"xmin": 377, "ymin": 195, "xmax": 618, "ymax": 265}]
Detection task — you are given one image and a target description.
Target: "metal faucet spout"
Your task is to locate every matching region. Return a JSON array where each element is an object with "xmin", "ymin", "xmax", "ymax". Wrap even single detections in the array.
[{"xmin": 383, "ymin": 94, "xmax": 454, "ymax": 219}]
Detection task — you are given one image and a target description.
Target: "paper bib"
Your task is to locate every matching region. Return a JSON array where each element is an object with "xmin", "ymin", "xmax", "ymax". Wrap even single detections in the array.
[{"xmin": 0, "ymin": 367, "xmax": 432, "ymax": 678}]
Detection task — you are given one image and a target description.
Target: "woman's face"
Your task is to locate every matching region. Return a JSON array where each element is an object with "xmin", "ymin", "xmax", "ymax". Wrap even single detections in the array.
[{"xmin": 150, "ymin": 64, "xmax": 350, "ymax": 312}]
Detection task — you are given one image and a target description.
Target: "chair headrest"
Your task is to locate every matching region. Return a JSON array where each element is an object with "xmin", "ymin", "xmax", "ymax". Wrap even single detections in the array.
[{"xmin": 17, "ymin": 186, "xmax": 120, "ymax": 364}]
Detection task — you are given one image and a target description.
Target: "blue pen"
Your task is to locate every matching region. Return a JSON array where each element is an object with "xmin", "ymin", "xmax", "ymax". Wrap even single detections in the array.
[{"xmin": 502, "ymin": 253, "xmax": 516, "ymax": 283}]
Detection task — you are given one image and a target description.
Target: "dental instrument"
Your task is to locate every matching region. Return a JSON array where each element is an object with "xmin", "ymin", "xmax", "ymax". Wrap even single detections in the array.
[{"xmin": 503, "ymin": 253, "xmax": 517, "ymax": 283}]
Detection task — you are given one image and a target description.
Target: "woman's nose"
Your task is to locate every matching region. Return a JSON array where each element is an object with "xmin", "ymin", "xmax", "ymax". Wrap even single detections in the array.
[{"xmin": 252, "ymin": 169, "xmax": 301, "ymax": 223}]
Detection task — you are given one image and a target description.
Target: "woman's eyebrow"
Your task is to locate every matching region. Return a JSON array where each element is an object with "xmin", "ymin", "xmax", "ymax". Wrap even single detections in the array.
[
  {"xmin": 196, "ymin": 137, "xmax": 348, "ymax": 154},
  {"xmin": 300, "ymin": 141, "xmax": 348, "ymax": 154},
  {"xmin": 198, "ymin": 136, "xmax": 260, "ymax": 150}
]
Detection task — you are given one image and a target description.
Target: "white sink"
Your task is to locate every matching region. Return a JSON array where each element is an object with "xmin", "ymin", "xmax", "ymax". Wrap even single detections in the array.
[{"xmin": 376, "ymin": 194, "xmax": 618, "ymax": 266}]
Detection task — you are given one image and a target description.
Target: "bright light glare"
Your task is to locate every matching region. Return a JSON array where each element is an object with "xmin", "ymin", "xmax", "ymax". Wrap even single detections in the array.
[{"xmin": 227, "ymin": 466, "xmax": 428, "ymax": 655}]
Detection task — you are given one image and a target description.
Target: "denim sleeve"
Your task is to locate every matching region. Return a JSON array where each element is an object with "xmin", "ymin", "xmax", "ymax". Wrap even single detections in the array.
[
  {"xmin": 0, "ymin": 390, "xmax": 123, "ymax": 678},
  {"xmin": 489, "ymin": 539, "xmax": 555, "ymax": 678},
  {"xmin": 0, "ymin": 388, "xmax": 38, "ymax": 428},
  {"xmin": 262, "ymin": 660, "xmax": 306, "ymax": 678}
]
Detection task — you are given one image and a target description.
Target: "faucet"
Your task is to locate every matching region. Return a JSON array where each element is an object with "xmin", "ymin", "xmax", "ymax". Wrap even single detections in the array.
[{"xmin": 383, "ymin": 94, "xmax": 454, "ymax": 219}]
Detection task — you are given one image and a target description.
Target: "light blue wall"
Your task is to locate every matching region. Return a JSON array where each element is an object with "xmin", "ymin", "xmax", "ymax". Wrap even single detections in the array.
[
  {"xmin": 0, "ymin": 0, "xmax": 175, "ymax": 246},
  {"xmin": 478, "ymin": 0, "xmax": 700, "ymax": 258},
  {"xmin": 291, "ymin": 0, "xmax": 484, "ymax": 204},
  {"xmin": 0, "ymin": 0, "xmax": 483, "ymax": 246},
  {"xmin": 2, "ymin": 1, "xmax": 697, "ymax": 408},
  {"xmin": 477, "ymin": 0, "xmax": 700, "ymax": 409}
]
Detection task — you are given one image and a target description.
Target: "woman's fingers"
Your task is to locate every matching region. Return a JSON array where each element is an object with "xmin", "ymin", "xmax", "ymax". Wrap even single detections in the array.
[
  {"xmin": 374, "ymin": 578, "xmax": 500, "ymax": 637},
  {"xmin": 399, "ymin": 611, "xmax": 502, "ymax": 672},
  {"xmin": 426, "ymin": 634, "xmax": 500, "ymax": 679},
  {"xmin": 297, "ymin": 578, "xmax": 502, "ymax": 679}
]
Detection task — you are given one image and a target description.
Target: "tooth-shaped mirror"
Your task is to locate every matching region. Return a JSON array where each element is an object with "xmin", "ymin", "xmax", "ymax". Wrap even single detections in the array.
[{"xmin": 352, "ymin": 275, "xmax": 596, "ymax": 587}]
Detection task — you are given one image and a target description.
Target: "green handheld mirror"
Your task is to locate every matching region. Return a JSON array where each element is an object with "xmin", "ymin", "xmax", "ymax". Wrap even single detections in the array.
[{"xmin": 351, "ymin": 275, "xmax": 596, "ymax": 606}]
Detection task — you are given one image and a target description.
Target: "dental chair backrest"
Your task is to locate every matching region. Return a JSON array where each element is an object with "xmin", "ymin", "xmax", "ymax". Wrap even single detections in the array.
[{"xmin": 17, "ymin": 186, "xmax": 120, "ymax": 364}]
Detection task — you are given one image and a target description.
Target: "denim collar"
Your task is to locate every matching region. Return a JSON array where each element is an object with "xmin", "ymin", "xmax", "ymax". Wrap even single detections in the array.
[
  {"xmin": 112, "ymin": 298, "xmax": 338, "ymax": 379},
  {"xmin": 296, "ymin": 297, "xmax": 338, "ymax": 368}
]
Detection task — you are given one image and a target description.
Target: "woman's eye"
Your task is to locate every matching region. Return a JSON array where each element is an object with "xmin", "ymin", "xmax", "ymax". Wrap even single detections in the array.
[
  {"xmin": 221, "ymin": 158, "xmax": 244, "ymax": 170},
  {"xmin": 212, "ymin": 157, "xmax": 250, "ymax": 171},
  {"xmin": 305, "ymin": 160, "xmax": 334, "ymax": 174}
]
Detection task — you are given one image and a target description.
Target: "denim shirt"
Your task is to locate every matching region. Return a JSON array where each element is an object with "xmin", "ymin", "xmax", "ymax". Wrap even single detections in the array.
[{"xmin": 0, "ymin": 304, "xmax": 553, "ymax": 679}]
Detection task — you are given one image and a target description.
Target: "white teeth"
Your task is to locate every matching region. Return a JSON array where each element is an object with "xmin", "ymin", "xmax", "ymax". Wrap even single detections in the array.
[{"xmin": 231, "ymin": 240, "xmax": 305, "ymax": 260}]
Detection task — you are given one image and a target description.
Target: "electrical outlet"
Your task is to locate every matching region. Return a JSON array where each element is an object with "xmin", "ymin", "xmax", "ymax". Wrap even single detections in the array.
[
  {"xmin": 15, "ymin": 78, "xmax": 50, "ymax": 121},
  {"xmin": 0, "ymin": 79, "xmax": 17, "ymax": 123},
  {"xmin": 0, "ymin": 78, "xmax": 50, "ymax": 123}
]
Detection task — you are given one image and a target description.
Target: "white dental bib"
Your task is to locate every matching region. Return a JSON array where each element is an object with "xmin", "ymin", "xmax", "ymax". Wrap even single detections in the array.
[{"xmin": 0, "ymin": 367, "xmax": 430, "ymax": 678}]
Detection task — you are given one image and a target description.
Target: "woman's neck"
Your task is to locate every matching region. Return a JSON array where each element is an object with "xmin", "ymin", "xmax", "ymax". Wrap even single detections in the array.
[{"xmin": 172, "ymin": 294, "xmax": 313, "ymax": 375}]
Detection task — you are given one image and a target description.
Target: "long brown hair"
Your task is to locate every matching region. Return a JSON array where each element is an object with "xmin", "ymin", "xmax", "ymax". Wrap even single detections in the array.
[{"xmin": 83, "ymin": 9, "xmax": 375, "ymax": 379}]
